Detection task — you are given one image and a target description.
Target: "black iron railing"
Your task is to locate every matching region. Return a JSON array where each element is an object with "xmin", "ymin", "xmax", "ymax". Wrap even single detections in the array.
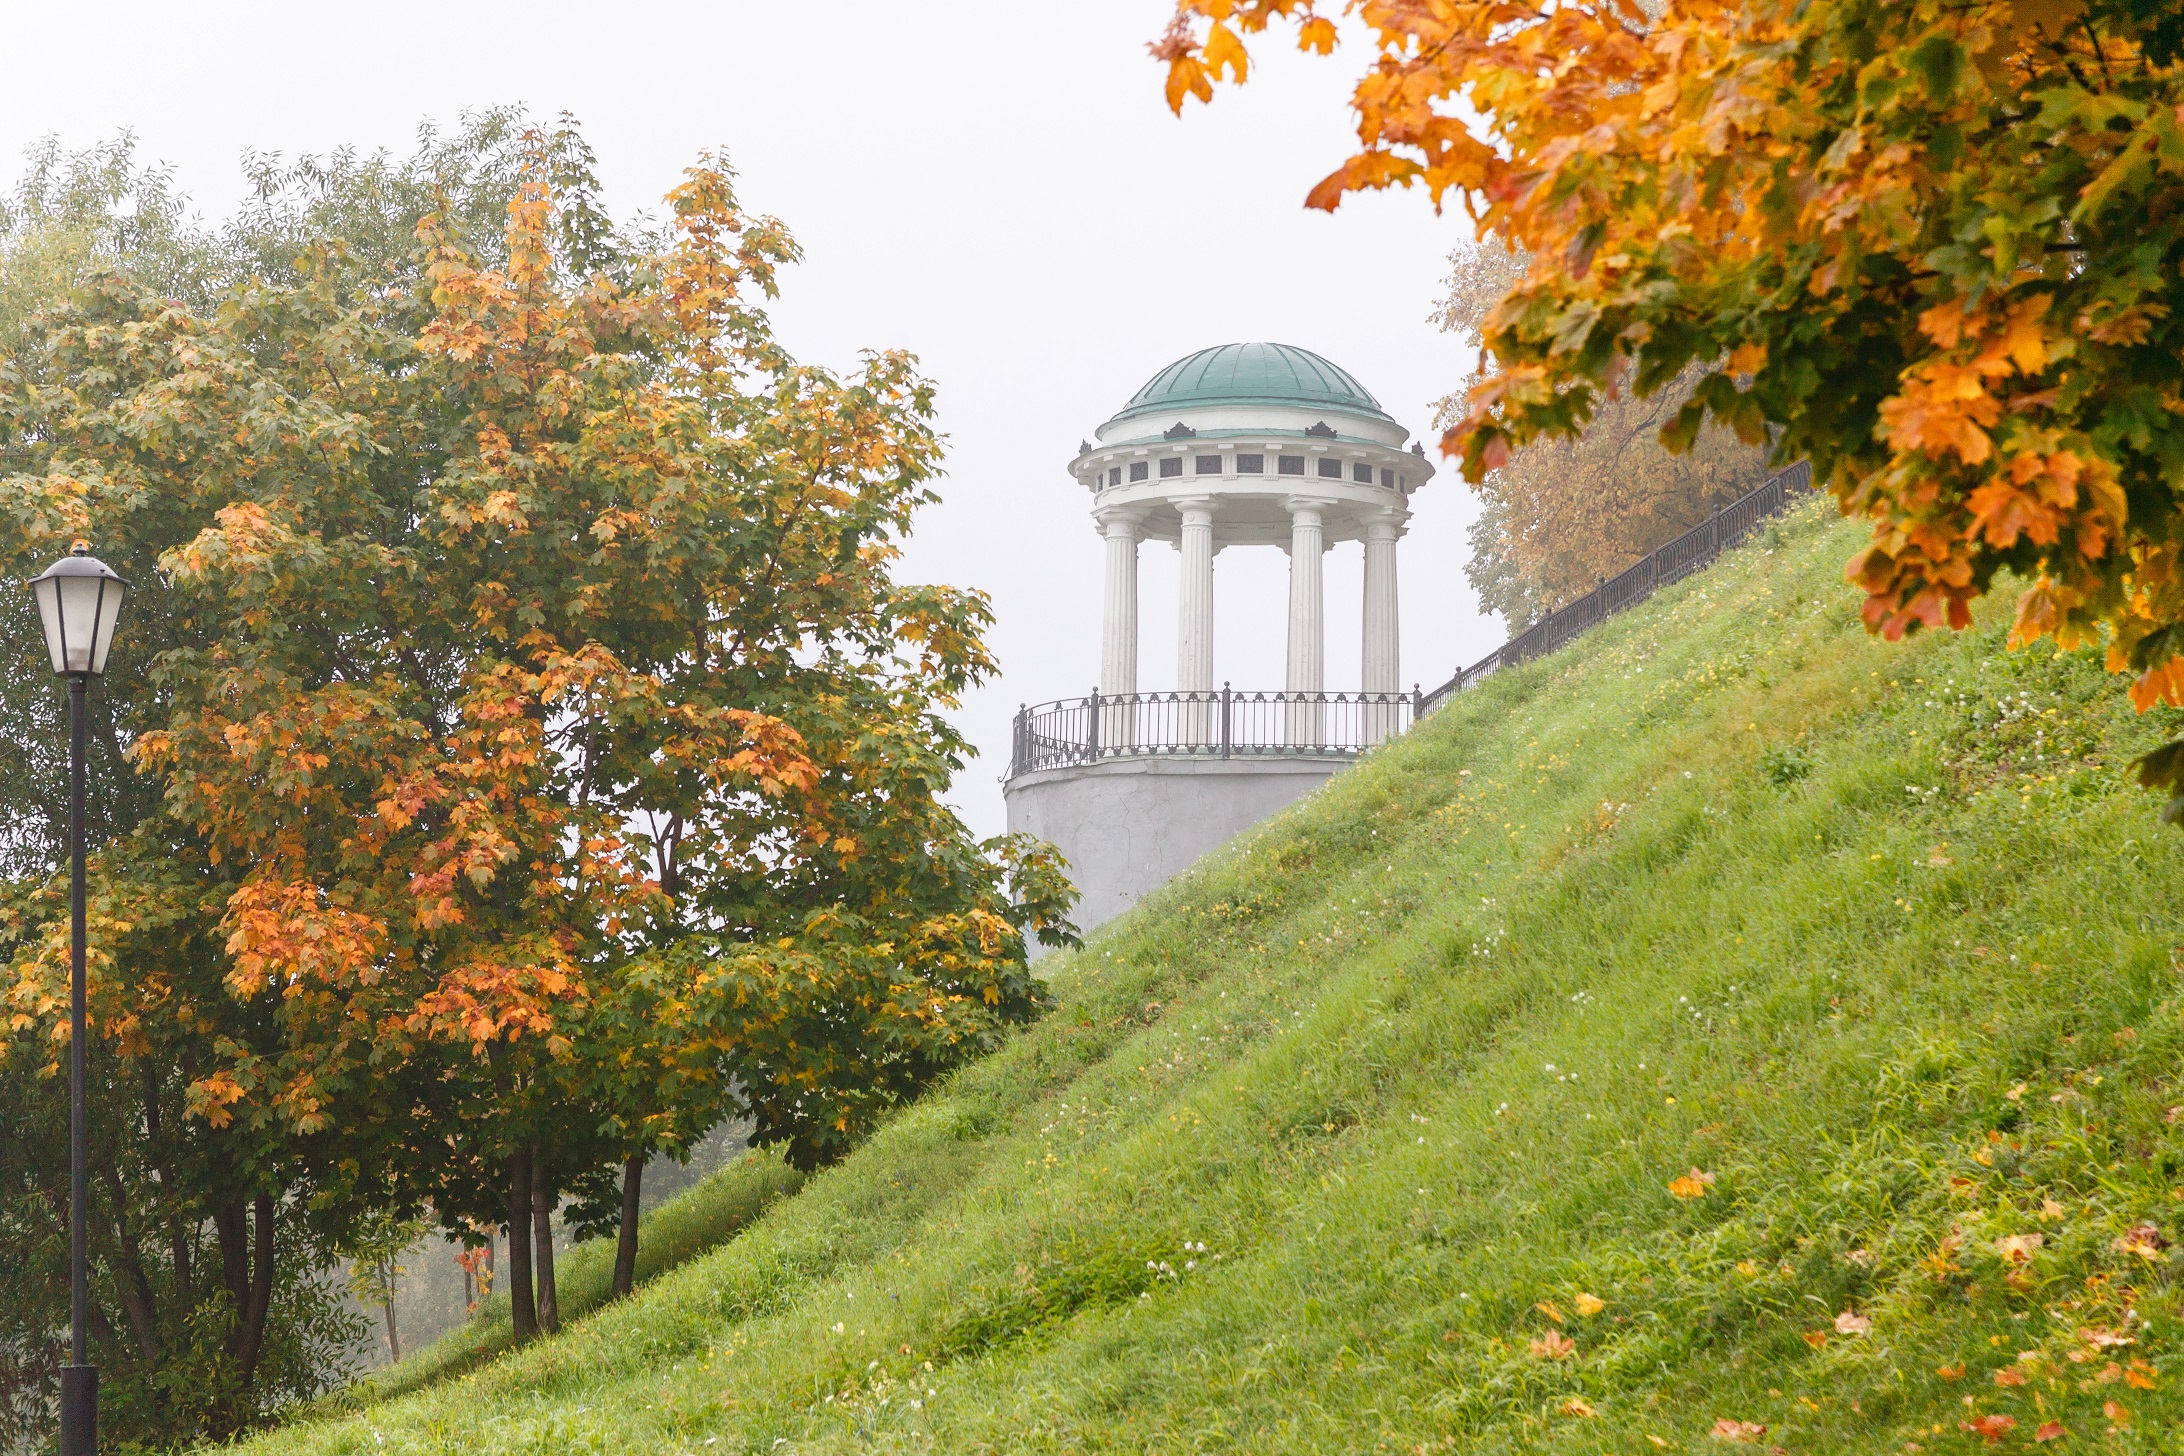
[
  {"xmin": 1007, "ymin": 687, "xmax": 1418, "ymax": 779},
  {"xmin": 1418, "ymin": 460, "xmax": 1813, "ymax": 711}
]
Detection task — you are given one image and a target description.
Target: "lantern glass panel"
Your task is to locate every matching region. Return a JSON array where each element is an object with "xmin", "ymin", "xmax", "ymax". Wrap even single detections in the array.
[
  {"xmin": 31, "ymin": 576, "xmax": 65, "ymax": 674},
  {"xmin": 87, "ymin": 577, "xmax": 121, "ymax": 675}
]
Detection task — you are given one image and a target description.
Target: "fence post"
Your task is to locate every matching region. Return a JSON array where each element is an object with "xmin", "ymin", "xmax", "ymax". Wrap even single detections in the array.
[
  {"xmin": 1012, "ymin": 704, "xmax": 1025, "ymax": 776},
  {"xmin": 1412, "ymin": 683, "xmax": 1422, "ymax": 728},
  {"xmin": 1086, "ymin": 687, "xmax": 1101, "ymax": 760},
  {"xmin": 1220, "ymin": 682, "xmax": 1232, "ymax": 760}
]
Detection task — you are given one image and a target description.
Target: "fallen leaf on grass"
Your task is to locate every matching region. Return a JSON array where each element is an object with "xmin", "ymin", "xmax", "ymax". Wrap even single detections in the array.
[
  {"xmin": 1560, "ymin": 1397, "xmax": 1597, "ymax": 1417},
  {"xmin": 2125, "ymin": 1359, "xmax": 2158, "ymax": 1390},
  {"xmin": 2111, "ymin": 1224, "xmax": 2167, "ymax": 1261},
  {"xmin": 1574, "ymin": 1292, "xmax": 1606, "ymax": 1316},
  {"xmin": 1961, "ymin": 1414, "xmax": 2016, "ymax": 1445},
  {"xmin": 1710, "ymin": 1417, "xmax": 1767, "ymax": 1442},
  {"xmin": 1536, "ymin": 1300, "xmax": 1566, "ymax": 1324},
  {"xmin": 1528, "ymin": 1330, "xmax": 1576, "ymax": 1360},
  {"xmin": 1992, "ymin": 1367, "xmax": 2026, "ymax": 1387},
  {"xmin": 1669, "ymin": 1168, "xmax": 1718, "ymax": 1199},
  {"xmin": 1801, "ymin": 1331, "xmax": 1828, "ymax": 1348},
  {"xmin": 2033, "ymin": 1422, "xmax": 2066, "ymax": 1443},
  {"xmin": 1937, "ymin": 1364, "xmax": 1964, "ymax": 1380},
  {"xmin": 1995, "ymin": 1232, "xmax": 2043, "ymax": 1264},
  {"xmin": 2104, "ymin": 1399, "xmax": 2132, "ymax": 1427},
  {"xmin": 1834, "ymin": 1309, "xmax": 1873, "ymax": 1336}
]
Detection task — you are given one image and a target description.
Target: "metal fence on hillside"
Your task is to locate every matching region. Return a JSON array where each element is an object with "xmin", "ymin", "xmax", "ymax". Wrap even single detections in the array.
[{"xmin": 1418, "ymin": 459, "xmax": 1813, "ymax": 712}]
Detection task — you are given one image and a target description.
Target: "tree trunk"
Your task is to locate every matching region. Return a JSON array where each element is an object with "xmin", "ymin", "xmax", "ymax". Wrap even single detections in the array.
[
  {"xmin": 506, "ymin": 1150, "xmax": 537, "ymax": 1343},
  {"xmin": 530, "ymin": 1153, "xmax": 559, "ymax": 1335},
  {"xmin": 145, "ymin": 1074, "xmax": 191, "ymax": 1309},
  {"xmin": 612, "ymin": 1153, "xmax": 643, "ymax": 1299},
  {"xmin": 382, "ymin": 1259, "xmax": 401, "ymax": 1364},
  {"xmin": 214, "ymin": 1194, "xmax": 251, "ymax": 1371},
  {"xmin": 99, "ymin": 1159, "xmax": 160, "ymax": 1363},
  {"xmin": 233, "ymin": 1194, "xmax": 275, "ymax": 1389}
]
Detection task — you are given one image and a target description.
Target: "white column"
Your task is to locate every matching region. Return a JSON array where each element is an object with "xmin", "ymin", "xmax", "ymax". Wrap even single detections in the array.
[
  {"xmin": 1176, "ymin": 498, "xmax": 1216, "ymax": 693},
  {"xmin": 1097, "ymin": 507, "xmax": 1143, "ymax": 751},
  {"xmin": 1175, "ymin": 497, "xmax": 1217, "ymax": 745},
  {"xmin": 1285, "ymin": 497, "xmax": 1329, "ymax": 747},
  {"xmin": 1362, "ymin": 507, "xmax": 1405, "ymax": 742},
  {"xmin": 1097, "ymin": 508, "xmax": 1142, "ymax": 697}
]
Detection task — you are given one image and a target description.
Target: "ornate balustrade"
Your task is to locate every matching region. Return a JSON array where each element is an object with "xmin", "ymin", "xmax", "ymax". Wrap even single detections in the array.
[{"xmin": 1007, "ymin": 687, "xmax": 1418, "ymax": 779}]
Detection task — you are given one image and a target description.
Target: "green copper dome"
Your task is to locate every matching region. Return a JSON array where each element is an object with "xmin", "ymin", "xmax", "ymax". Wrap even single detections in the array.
[{"xmin": 1106, "ymin": 342, "xmax": 1391, "ymax": 429}]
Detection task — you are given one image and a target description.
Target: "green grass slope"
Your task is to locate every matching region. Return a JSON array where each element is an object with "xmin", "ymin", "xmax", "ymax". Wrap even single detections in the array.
[
  {"xmin": 255, "ymin": 498, "xmax": 2184, "ymax": 1454},
  {"xmin": 317, "ymin": 1151, "xmax": 805, "ymax": 1412}
]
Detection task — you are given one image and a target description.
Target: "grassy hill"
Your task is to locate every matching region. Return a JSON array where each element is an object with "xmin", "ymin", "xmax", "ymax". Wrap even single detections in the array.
[{"xmin": 254, "ymin": 496, "xmax": 2184, "ymax": 1454}]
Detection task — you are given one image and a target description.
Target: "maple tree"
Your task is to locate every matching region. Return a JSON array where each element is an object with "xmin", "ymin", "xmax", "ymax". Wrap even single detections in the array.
[
  {"xmin": 1, "ymin": 117, "xmax": 1072, "ymax": 1442},
  {"xmin": 1440, "ymin": 244, "xmax": 1772, "ymax": 627},
  {"xmin": 1158, "ymin": 0, "xmax": 2184, "ymax": 808}
]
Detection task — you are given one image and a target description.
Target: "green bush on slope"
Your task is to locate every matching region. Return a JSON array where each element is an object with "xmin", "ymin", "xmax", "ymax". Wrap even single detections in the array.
[{"xmin": 252, "ymin": 498, "xmax": 2184, "ymax": 1453}]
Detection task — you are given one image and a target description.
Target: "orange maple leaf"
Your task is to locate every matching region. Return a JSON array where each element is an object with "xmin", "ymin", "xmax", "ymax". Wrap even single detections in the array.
[
  {"xmin": 1528, "ymin": 1329, "xmax": 1577, "ymax": 1360},
  {"xmin": 1668, "ymin": 1167, "xmax": 1716, "ymax": 1199}
]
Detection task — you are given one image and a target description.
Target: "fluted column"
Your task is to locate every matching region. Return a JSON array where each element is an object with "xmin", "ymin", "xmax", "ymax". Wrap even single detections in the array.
[
  {"xmin": 1175, "ymin": 498, "xmax": 1216, "ymax": 692},
  {"xmin": 1175, "ymin": 497, "xmax": 1217, "ymax": 744},
  {"xmin": 1284, "ymin": 497, "xmax": 1330, "ymax": 747},
  {"xmin": 1362, "ymin": 507, "xmax": 1405, "ymax": 742},
  {"xmin": 1097, "ymin": 508, "xmax": 1142, "ymax": 697},
  {"xmin": 1097, "ymin": 507, "xmax": 1143, "ymax": 751}
]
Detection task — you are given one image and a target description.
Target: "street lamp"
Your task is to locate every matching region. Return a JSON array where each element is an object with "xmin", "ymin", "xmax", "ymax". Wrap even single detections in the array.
[{"xmin": 27, "ymin": 544, "xmax": 126, "ymax": 1456}]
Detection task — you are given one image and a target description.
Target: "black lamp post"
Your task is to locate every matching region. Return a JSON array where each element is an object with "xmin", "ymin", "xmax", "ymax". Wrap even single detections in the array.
[{"xmin": 28, "ymin": 544, "xmax": 126, "ymax": 1456}]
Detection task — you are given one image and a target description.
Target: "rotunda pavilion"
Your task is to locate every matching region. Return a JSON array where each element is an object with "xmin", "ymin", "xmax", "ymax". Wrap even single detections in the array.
[{"xmin": 1004, "ymin": 341, "xmax": 1436, "ymax": 935}]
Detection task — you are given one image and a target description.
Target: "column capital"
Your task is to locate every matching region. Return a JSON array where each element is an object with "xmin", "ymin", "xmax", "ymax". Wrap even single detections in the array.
[
  {"xmin": 1282, "ymin": 494, "xmax": 1337, "ymax": 530},
  {"xmin": 1171, "ymin": 494, "xmax": 1219, "ymax": 527},
  {"xmin": 1094, "ymin": 505, "xmax": 1146, "ymax": 538},
  {"xmin": 1361, "ymin": 505, "xmax": 1408, "ymax": 542}
]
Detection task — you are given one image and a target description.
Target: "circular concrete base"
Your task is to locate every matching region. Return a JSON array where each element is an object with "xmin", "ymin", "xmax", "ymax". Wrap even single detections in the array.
[{"xmin": 1004, "ymin": 754, "xmax": 1350, "ymax": 942}]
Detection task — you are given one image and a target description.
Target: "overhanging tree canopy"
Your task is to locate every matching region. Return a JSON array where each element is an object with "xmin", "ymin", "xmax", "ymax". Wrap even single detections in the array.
[{"xmin": 1157, "ymin": 0, "xmax": 2184, "ymax": 802}]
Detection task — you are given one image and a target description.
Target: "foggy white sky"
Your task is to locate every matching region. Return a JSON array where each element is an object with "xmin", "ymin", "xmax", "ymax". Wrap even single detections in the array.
[{"xmin": 0, "ymin": 0, "xmax": 1504, "ymax": 836}]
